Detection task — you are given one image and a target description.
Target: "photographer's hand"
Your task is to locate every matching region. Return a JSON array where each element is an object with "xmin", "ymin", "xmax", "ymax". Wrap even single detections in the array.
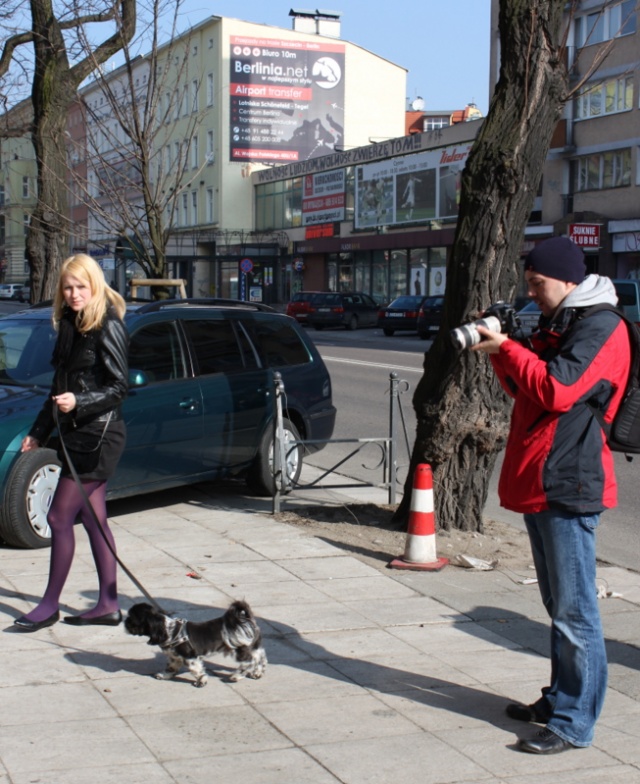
[{"xmin": 471, "ymin": 326, "xmax": 508, "ymax": 354}]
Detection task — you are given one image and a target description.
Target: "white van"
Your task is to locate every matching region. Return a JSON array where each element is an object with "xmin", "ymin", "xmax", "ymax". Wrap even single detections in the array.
[{"xmin": 0, "ymin": 284, "xmax": 22, "ymax": 299}]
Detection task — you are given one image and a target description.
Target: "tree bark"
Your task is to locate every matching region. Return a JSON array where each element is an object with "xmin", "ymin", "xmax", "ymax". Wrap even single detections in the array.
[{"xmin": 398, "ymin": 0, "xmax": 569, "ymax": 531}]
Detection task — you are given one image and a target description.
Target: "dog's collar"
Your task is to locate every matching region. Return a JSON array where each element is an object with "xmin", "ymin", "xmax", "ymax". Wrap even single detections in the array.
[{"xmin": 161, "ymin": 617, "xmax": 189, "ymax": 649}]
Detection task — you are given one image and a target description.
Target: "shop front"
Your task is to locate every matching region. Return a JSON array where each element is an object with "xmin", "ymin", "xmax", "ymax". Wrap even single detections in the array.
[{"xmin": 294, "ymin": 228, "xmax": 454, "ymax": 303}]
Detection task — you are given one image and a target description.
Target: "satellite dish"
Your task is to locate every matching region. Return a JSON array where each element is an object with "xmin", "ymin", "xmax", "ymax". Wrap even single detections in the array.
[{"xmin": 411, "ymin": 97, "xmax": 425, "ymax": 111}]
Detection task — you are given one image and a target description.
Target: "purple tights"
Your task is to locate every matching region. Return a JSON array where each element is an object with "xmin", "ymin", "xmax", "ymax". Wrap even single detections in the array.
[{"xmin": 23, "ymin": 477, "xmax": 119, "ymax": 623}]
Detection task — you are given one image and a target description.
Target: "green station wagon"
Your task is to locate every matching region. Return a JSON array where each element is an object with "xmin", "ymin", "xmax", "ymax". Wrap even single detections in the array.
[{"xmin": 0, "ymin": 300, "xmax": 336, "ymax": 548}]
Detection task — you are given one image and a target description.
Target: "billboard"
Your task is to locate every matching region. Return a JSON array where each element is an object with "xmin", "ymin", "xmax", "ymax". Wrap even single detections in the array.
[
  {"xmin": 302, "ymin": 170, "xmax": 345, "ymax": 225},
  {"xmin": 355, "ymin": 143, "xmax": 472, "ymax": 229},
  {"xmin": 229, "ymin": 35, "xmax": 345, "ymax": 163}
]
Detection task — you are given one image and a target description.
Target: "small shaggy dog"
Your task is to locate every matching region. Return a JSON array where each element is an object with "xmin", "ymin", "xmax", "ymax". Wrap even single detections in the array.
[{"xmin": 125, "ymin": 600, "xmax": 267, "ymax": 687}]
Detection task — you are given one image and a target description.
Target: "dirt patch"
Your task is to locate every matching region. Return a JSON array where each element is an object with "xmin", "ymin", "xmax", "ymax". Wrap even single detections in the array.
[{"xmin": 275, "ymin": 503, "xmax": 535, "ymax": 578}]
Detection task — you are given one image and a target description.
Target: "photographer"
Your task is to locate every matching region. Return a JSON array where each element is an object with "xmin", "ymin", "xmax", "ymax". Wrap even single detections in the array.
[{"xmin": 472, "ymin": 237, "xmax": 630, "ymax": 754}]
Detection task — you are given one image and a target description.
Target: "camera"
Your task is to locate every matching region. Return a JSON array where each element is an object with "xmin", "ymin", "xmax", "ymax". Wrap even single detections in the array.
[{"xmin": 450, "ymin": 301, "xmax": 521, "ymax": 350}]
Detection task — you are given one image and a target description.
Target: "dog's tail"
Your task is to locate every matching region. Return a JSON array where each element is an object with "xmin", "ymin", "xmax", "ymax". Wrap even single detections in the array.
[{"xmin": 223, "ymin": 601, "xmax": 261, "ymax": 649}]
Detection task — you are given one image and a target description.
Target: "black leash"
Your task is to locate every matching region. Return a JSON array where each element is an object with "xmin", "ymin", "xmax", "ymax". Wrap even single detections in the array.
[{"xmin": 53, "ymin": 406, "xmax": 166, "ymax": 614}]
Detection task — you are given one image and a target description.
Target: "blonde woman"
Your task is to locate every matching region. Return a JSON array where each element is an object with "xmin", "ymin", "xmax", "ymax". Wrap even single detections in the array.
[{"xmin": 14, "ymin": 254, "xmax": 128, "ymax": 631}]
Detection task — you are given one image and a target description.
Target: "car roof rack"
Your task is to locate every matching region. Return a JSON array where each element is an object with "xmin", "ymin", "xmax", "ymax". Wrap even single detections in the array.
[{"xmin": 132, "ymin": 298, "xmax": 276, "ymax": 314}]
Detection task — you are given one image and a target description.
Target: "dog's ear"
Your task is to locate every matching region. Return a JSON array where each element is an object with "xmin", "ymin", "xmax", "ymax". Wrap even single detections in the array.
[{"xmin": 147, "ymin": 614, "xmax": 170, "ymax": 646}]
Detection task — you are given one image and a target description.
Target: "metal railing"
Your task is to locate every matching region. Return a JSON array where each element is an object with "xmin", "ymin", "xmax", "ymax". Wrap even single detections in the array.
[{"xmin": 270, "ymin": 370, "xmax": 411, "ymax": 513}]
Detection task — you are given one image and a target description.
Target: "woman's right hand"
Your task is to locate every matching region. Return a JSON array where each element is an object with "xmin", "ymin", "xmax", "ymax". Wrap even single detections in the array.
[{"xmin": 21, "ymin": 435, "xmax": 40, "ymax": 452}]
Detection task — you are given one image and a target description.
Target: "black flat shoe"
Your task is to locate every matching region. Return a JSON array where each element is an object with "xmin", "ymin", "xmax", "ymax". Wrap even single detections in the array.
[
  {"xmin": 13, "ymin": 610, "xmax": 60, "ymax": 632},
  {"xmin": 518, "ymin": 727, "xmax": 575, "ymax": 755},
  {"xmin": 506, "ymin": 701, "xmax": 551, "ymax": 723},
  {"xmin": 63, "ymin": 610, "xmax": 122, "ymax": 627}
]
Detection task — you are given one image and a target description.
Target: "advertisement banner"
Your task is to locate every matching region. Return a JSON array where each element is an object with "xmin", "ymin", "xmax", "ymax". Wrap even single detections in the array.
[
  {"xmin": 229, "ymin": 35, "xmax": 345, "ymax": 163},
  {"xmin": 354, "ymin": 144, "xmax": 472, "ymax": 229},
  {"xmin": 302, "ymin": 170, "xmax": 346, "ymax": 225}
]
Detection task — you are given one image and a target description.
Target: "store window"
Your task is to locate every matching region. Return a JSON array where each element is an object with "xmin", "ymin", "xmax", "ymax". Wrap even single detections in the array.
[
  {"xmin": 372, "ymin": 250, "xmax": 389, "ymax": 303},
  {"xmin": 410, "ymin": 248, "xmax": 428, "ymax": 297},
  {"xmin": 389, "ymin": 250, "xmax": 408, "ymax": 300},
  {"xmin": 354, "ymin": 251, "xmax": 371, "ymax": 293}
]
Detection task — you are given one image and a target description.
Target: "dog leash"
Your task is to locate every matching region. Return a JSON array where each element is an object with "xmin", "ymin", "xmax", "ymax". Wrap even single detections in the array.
[{"xmin": 53, "ymin": 406, "xmax": 167, "ymax": 614}]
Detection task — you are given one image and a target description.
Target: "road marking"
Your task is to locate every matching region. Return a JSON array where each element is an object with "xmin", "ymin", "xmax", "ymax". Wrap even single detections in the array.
[{"xmin": 322, "ymin": 355, "xmax": 423, "ymax": 373}]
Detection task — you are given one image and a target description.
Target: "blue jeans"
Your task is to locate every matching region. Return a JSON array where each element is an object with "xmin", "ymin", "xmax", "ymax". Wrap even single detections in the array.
[{"xmin": 523, "ymin": 510, "xmax": 607, "ymax": 747}]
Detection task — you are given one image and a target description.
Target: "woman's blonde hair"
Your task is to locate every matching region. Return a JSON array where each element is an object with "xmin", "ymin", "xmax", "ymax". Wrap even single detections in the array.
[{"xmin": 53, "ymin": 254, "xmax": 126, "ymax": 332}]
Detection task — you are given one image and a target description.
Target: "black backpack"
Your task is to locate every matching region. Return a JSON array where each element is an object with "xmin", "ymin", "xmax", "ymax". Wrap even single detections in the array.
[{"xmin": 582, "ymin": 304, "xmax": 640, "ymax": 460}]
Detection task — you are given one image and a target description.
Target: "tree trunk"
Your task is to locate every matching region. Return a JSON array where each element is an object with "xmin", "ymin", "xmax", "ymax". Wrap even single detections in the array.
[
  {"xmin": 398, "ymin": 0, "xmax": 569, "ymax": 531},
  {"xmin": 24, "ymin": 0, "xmax": 136, "ymax": 302}
]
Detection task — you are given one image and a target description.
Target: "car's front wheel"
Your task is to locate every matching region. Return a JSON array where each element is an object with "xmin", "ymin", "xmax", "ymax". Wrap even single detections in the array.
[
  {"xmin": 247, "ymin": 418, "xmax": 303, "ymax": 496},
  {"xmin": 0, "ymin": 448, "xmax": 60, "ymax": 548}
]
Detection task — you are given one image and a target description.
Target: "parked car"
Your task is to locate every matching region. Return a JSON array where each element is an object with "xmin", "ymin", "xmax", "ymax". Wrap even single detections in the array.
[
  {"xmin": 416, "ymin": 295, "xmax": 445, "ymax": 339},
  {"xmin": 10, "ymin": 281, "xmax": 30, "ymax": 303},
  {"xmin": 377, "ymin": 295, "xmax": 427, "ymax": 336},
  {"xmin": 285, "ymin": 291, "xmax": 321, "ymax": 323},
  {"xmin": 307, "ymin": 291, "xmax": 380, "ymax": 330},
  {"xmin": 0, "ymin": 283, "xmax": 22, "ymax": 299},
  {"xmin": 515, "ymin": 300, "xmax": 541, "ymax": 332},
  {"xmin": 0, "ymin": 300, "xmax": 336, "ymax": 549}
]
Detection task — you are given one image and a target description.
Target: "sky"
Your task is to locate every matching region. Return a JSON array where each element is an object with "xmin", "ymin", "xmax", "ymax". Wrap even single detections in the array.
[{"xmin": 169, "ymin": 0, "xmax": 493, "ymax": 114}]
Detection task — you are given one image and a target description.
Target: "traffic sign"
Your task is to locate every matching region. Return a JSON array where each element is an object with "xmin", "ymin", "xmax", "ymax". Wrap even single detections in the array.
[{"xmin": 240, "ymin": 258, "xmax": 254, "ymax": 273}]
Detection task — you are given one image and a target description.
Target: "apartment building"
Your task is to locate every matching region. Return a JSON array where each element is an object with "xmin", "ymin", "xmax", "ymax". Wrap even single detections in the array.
[
  {"xmin": 0, "ymin": 101, "xmax": 37, "ymax": 284},
  {"xmin": 490, "ymin": 0, "xmax": 640, "ymax": 276}
]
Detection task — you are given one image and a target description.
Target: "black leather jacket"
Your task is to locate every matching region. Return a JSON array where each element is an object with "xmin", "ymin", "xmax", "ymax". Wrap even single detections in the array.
[{"xmin": 30, "ymin": 308, "xmax": 129, "ymax": 443}]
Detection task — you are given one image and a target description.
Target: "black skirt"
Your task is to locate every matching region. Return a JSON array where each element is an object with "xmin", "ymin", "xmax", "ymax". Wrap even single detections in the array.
[{"xmin": 59, "ymin": 420, "xmax": 126, "ymax": 482}]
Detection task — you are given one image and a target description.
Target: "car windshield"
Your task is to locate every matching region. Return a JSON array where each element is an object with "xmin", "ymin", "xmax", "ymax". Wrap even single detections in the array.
[
  {"xmin": 388, "ymin": 296, "xmax": 424, "ymax": 309},
  {"xmin": 0, "ymin": 318, "xmax": 56, "ymax": 386},
  {"xmin": 422, "ymin": 297, "xmax": 444, "ymax": 308},
  {"xmin": 518, "ymin": 301, "xmax": 540, "ymax": 313}
]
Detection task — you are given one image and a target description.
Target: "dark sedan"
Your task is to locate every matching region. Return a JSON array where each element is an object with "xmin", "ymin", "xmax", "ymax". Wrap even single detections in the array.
[
  {"xmin": 308, "ymin": 291, "xmax": 380, "ymax": 330},
  {"xmin": 417, "ymin": 295, "xmax": 445, "ymax": 339},
  {"xmin": 377, "ymin": 295, "xmax": 427, "ymax": 336}
]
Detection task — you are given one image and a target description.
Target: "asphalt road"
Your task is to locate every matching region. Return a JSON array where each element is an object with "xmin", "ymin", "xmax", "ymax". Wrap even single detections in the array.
[{"xmin": 306, "ymin": 323, "xmax": 640, "ymax": 573}]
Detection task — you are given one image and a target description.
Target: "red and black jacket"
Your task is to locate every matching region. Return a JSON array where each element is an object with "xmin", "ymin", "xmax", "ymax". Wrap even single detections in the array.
[{"xmin": 491, "ymin": 307, "xmax": 631, "ymax": 514}]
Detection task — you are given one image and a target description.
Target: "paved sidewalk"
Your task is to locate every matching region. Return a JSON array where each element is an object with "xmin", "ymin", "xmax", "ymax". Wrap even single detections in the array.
[{"xmin": 1, "ymin": 472, "xmax": 640, "ymax": 783}]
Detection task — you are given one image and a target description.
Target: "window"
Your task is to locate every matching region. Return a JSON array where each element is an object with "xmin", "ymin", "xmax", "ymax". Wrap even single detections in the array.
[
  {"xmin": 191, "ymin": 79, "xmax": 199, "ymax": 112},
  {"xmin": 23, "ymin": 213, "xmax": 30, "ymax": 236},
  {"xmin": 424, "ymin": 117, "xmax": 448, "ymax": 131},
  {"xmin": 128, "ymin": 321, "xmax": 186, "ymax": 382},
  {"xmin": 206, "ymin": 73, "xmax": 214, "ymax": 107},
  {"xmin": 164, "ymin": 92, "xmax": 171, "ymax": 123},
  {"xmin": 206, "ymin": 130, "xmax": 214, "ymax": 163},
  {"xmin": 575, "ymin": 76, "xmax": 633, "ymax": 119},
  {"xmin": 22, "ymin": 176, "xmax": 29, "ymax": 199},
  {"xmin": 191, "ymin": 190, "xmax": 198, "ymax": 225},
  {"xmin": 0, "ymin": 185, "xmax": 4, "ymax": 206},
  {"xmin": 573, "ymin": 148, "xmax": 632, "ymax": 191},
  {"xmin": 206, "ymin": 188, "xmax": 214, "ymax": 223},
  {"xmin": 191, "ymin": 134, "xmax": 198, "ymax": 169},
  {"xmin": 182, "ymin": 192, "xmax": 188, "ymax": 226},
  {"xmin": 182, "ymin": 320, "xmax": 253, "ymax": 373},
  {"xmin": 242, "ymin": 320, "xmax": 311, "ymax": 367},
  {"xmin": 575, "ymin": 1, "xmax": 636, "ymax": 46},
  {"xmin": 174, "ymin": 140, "xmax": 181, "ymax": 167}
]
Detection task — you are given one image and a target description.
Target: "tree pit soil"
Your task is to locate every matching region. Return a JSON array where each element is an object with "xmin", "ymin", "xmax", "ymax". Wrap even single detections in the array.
[{"xmin": 275, "ymin": 503, "xmax": 535, "ymax": 577}]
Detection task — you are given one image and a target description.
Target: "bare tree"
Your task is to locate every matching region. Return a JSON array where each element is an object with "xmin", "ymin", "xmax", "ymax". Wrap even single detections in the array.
[
  {"xmin": 0, "ymin": 1, "xmax": 136, "ymax": 302},
  {"xmin": 73, "ymin": 0, "xmax": 208, "ymax": 289},
  {"xmin": 398, "ymin": 0, "xmax": 628, "ymax": 532}
]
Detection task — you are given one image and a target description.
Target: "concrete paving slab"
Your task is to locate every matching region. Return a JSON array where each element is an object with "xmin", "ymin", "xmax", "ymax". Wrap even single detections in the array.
[{"xmin": 127, "ymin": 704, "xmax": 291, "ymax": 761}]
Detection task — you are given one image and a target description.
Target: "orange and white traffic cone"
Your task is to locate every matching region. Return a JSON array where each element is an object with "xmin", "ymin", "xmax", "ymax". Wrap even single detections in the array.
[{"xmin": 389, "ymin": 463, "xmax": 448, "ymax": 571}]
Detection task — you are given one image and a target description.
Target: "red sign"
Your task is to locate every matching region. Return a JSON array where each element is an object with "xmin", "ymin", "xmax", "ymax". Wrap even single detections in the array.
[
  {"xmin": 305, "ymin": 223, "xmax": 336, "ymax": 239},
  {"xmin": 569, "ymin": 224, "xmax": 601, "ymax": 248}
]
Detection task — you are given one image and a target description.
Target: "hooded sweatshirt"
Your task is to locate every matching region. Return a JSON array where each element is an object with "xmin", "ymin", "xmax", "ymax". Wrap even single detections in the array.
[{"xmin": 491, "ymin": 275, "xmax": 631, "ymax": 514}]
